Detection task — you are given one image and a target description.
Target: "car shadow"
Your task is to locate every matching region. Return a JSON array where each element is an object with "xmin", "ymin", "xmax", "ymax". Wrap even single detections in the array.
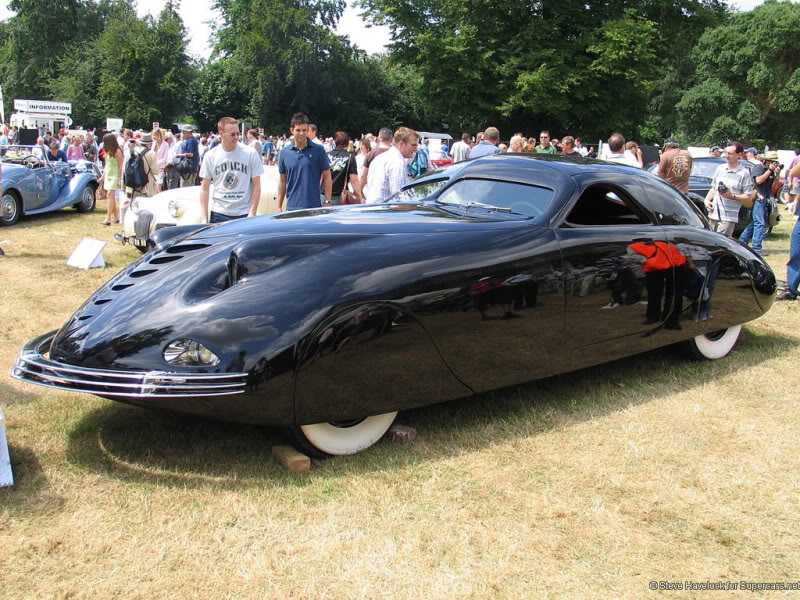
[
  {"xmin": 62, "ymin": 328, "xmax": 794, "ymax": 486},
  {"xmin": 0, "ymin": 443, "xmax": 65, "ymax": 518},
  {"xmin": 0, "ymin": 380, "xmax": 41, "ymax": 405}
]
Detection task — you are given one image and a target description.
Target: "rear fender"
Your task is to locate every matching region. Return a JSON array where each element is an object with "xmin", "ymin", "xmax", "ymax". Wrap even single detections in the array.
[{"xmin": 45, "ymin": 173, "xmax": 97, "ymax": 211}]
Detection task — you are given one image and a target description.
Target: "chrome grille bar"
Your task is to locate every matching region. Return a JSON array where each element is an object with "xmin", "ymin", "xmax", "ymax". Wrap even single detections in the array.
[{"xmin": 9, "ymin": 331, "xmax": 248, "ymax": 399}]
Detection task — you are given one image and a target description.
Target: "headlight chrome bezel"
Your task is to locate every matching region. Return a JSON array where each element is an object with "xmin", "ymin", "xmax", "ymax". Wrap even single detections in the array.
[{"xmin": 163, "ymin": 339, "xmax": 221, "ymax": 367}]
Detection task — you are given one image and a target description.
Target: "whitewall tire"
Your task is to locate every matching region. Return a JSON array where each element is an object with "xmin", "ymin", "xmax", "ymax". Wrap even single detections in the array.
[
  {"xmin": 293, "ymin": 411, "xmax": 398, "ymax": 457},
  {"xmin": 687, "ymin": 325, "xmax": 742, "ymax": 360}
]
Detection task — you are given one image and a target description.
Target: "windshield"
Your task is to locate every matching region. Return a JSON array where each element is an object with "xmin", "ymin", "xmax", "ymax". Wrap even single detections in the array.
[
  {"xmin": 0, "ymin": 145, "xmax": 47, "ymax": 163},
  {"xmin": 387, "ymin": 179, "xmax": 448, "ymax": 203},
  {"xmin": 436, "ymin": 179, "xmax": 555, "ymax": 217},
  {"xmin": 691, "ymin": 160, "xmax": 722, "ymax": 179}
]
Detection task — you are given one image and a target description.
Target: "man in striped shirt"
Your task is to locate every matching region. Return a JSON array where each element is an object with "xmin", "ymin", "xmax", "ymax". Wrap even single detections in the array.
[
  {"xmin": 365, "ymin": 127, "xmax": 420, "ymax": 204},
  {"xmin": 704, "ymin": 142, "xmax": 755, "ymax": 237}
]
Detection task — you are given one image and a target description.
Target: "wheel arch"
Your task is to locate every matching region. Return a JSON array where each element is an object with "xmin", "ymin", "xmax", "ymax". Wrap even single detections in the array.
[{"xmin": 293, "ymin": 301, "xmax": 472, "ymax": 426}]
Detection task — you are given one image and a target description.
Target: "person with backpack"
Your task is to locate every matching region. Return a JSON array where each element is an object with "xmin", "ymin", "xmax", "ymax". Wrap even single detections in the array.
[
  {"xmin": 324, "ymin": 131, "xmax": 362, "ymax": 205},
  {"xmin": 125, "ymin": 132, "xmax": 158, "ymax": 200}
]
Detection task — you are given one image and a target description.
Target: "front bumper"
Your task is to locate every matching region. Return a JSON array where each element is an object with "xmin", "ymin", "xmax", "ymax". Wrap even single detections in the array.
[{"xmin": 10, "ymin": 331, "xmax": 248, "ymax": 399}]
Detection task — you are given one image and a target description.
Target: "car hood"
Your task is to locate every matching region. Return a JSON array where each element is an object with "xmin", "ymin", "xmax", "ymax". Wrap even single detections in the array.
[{"xmin": 49, "ymin": 202, "xmax": 541, "ymax": 371}]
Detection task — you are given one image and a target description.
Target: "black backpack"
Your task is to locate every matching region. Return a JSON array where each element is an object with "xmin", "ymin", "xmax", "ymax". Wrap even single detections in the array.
[{"xmin": 124, "ymin": 147, "xmax": 150, "ymax": 190}]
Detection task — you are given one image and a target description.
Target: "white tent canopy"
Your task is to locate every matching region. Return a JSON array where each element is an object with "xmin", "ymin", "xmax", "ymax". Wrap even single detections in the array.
[{"xmin": 417, "ymin": 132, "xmax": 453, "ymax": 140}]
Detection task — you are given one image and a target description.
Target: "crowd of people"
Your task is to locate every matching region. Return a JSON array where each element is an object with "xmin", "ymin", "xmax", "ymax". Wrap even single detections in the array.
[{"xmin": 1, "ymin": 117, "xmax": 799, "ymax": 302}]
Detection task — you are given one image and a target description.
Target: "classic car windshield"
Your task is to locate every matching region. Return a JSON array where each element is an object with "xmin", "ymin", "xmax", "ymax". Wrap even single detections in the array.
[
  {"xmin": 0, "ymin": 145, "xmax": 47, "ymax": 163},
  {"xmin": 388, "ymin": 179, "xmax": 448, "ymax": 203},
  {"xmin": 436, "ymin": 179, "xmax": 555, "ymax": 217}
]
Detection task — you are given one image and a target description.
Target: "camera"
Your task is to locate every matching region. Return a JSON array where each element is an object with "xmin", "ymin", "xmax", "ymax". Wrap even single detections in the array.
[{"xmin": 717, "ymin": 181, "xmax": 729, "ymax": 195}]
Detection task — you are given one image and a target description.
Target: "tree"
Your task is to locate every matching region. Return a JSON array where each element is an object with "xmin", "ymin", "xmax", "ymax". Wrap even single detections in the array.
[
  {"xmin": 210, "ymin": 0, "xmax": 347, "ymax": 130},
  {"xmin": 0, "ymin": 0, "xmax": 110, "ymax": 103},
  {"xmin": 357, "ymin": 0, "xmax": 728, "ymax": 139},
  {"xmin": 677, "ymin": 0, "xmax": 800, "ymax": 145},
  {"xmin": 92, "ymin": 1, "xmax": 193, "ymax": 128}
]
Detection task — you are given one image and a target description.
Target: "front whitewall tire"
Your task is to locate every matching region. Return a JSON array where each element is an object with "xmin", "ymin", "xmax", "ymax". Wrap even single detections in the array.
[{"xmin": 296, "ymin": 411, "xmax": 398, "ymax": 457}]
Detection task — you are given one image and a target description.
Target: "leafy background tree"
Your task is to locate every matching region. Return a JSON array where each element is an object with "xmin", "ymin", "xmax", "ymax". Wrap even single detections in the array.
[
  {"xmin": 677, "ymin": 0, "xmax": 800, "ymax": 146},
  {"xmin": 1, "ymin": 0, "xmax": 797, "ymax": 147}
]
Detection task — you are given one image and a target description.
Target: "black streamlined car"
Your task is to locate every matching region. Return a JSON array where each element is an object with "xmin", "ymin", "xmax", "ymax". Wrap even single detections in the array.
[{"xmin": 11, "ymin": 154, "xmax": 776, "ymax": 457}]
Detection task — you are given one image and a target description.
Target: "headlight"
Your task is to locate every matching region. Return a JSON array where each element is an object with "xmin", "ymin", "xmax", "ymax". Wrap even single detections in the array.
[
  {"xmin": 164, "ymin": 339, "xmax": 220, "ymax": 366},
  {"xmin": 130, "ymin": 199, "xmax": 140, "ymax": 214},
  {"xmin": 168, "ymin": 199, "xmax": 182, "ymax": 218}
]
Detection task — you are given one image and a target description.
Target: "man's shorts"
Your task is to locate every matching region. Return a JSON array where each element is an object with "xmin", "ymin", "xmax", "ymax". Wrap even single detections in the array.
[
  {"xmin": 791, "ymin": 178, "xmax": 800, "ymax": 196},
  {"xmin": 708, "ymin": 218, "xmax": 736, "ymax": 237}
]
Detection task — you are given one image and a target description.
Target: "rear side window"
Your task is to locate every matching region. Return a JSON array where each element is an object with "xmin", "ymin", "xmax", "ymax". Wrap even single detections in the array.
[
  {"xmin": 639, "ymin": 176, "xmax": 706, "ymax": 228},
  {"xmin": 436, "ymin": 179, "xmax": 554, "ymax": 217},
  {"xmin": 564, "ymin": 184, "xmax": 652, "ymax": 226}
]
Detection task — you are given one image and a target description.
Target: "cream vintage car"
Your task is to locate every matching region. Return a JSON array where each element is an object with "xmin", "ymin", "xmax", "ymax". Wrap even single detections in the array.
[{"xmin": 121, "ymin": 166, "xmax": 280, "ymax": 252}]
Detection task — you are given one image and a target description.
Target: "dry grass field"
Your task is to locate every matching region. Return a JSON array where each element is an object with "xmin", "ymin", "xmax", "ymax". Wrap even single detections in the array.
[{"xmin": 1, "ymin": 198, "xmax": 799, "ymax": 599}]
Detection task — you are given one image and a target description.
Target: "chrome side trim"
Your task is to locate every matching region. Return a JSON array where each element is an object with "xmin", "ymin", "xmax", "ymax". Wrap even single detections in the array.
[{"xmin": 9, "ymin": 330, "xmax": 248, "ymax": 399}]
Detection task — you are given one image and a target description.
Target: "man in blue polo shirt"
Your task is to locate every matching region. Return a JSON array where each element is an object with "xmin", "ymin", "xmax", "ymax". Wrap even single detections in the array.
[
  {"xmin": 469, "ymin": 127, "xmax": 501, "ymax": 158},
  {"xmin": 278, "ymin": 112, "xmax": 332, "ymax": 211}
]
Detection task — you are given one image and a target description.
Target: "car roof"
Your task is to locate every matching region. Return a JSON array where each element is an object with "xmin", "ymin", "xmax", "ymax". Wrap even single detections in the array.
[{"xmin": 417, "ymin": 152, "xmax": 646, "ymax": 188}]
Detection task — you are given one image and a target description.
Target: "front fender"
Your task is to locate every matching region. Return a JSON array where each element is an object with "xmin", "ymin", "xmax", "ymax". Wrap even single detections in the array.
[{"xmin": 293, "ymin": 302, "xmax": 472, "ymax": 425}]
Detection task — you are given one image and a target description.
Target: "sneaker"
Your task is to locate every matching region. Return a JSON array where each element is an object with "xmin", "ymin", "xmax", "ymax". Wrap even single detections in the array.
[
  {"xmin": 601, "ymin": 301, "xmax": 620, "ymax": 309},
  {"xmin": 776, "ymin": 291, "xmax": 796, "ymax": 301},
  {"xmin": 752, "ymin": 248, "xmax": 763, "ymax": 256}
]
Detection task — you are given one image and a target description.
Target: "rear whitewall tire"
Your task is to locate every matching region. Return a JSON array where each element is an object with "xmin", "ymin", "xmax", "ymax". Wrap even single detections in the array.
[
  {"xmin": 293, "ymin": 411, "xmax": 398, "ymax": 458},
  {"xmin": 687, "ymin": 325, "xmax": 742, "ymax": 360}
]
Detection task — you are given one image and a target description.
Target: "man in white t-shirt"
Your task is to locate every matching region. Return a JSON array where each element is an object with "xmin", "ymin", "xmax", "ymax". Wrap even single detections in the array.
[
  {"xmin": 200, "ymin": 117, "xmax": 264, "ymax": 223},
  {"xmin": 449, "ymin": 133, "xmax": 472, "ymax": 162}
]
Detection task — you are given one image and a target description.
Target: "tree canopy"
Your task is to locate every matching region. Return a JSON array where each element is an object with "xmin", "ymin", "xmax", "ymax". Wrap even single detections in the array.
[
  {"xmin": 677, "ymin": 0, "xmax": 800, "ymax": 146},
  {"xmin": 356, "ymin": 0, "xmax": 728, "ymax": 140},
  {"xmin": 1, "ymin": 0, "xmax": 797, "ymax": 147}
]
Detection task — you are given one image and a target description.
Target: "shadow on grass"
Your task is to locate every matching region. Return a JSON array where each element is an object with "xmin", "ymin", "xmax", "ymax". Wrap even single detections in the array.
[
  {"xmin": 0, "ymin": 443, "xmax": 65, "ymax": 517},
  {"xmin": 0, "ymin": 380, "xmax": 41, "ymax": 405},
  {"xmin": 63, "ymin": 328, "xmax": 796, "ymax": 487}
]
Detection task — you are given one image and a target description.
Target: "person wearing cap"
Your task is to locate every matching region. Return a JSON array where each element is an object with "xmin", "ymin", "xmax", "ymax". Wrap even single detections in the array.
[
  {"xmin": 709, "ymin": 146, "xmax": 723, "ymax": 158},
  {"xmin": 739, "ymin": 150, "xmax": 780, "ymax": 254},
  {"xmin": 175, "ymin": 124, "xmax": 200, "ymax": 186},
  {"xmin": 704, "ymin": 141, "xmax": 755, "ymax": 237},
  {"xmin": 744, "ymin": 147, "xmax": 759, "ymax": 165},
  {"xmin": 657, "ymin": 137, "xmax": 692, "ymax": 194},
  {"xmin": 128, "ymin": 132, "xmax": 159, "ymax": 199}
]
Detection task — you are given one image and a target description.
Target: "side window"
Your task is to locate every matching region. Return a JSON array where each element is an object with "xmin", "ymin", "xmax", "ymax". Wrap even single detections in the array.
[
  {"xmin": 564, "ymin": 184, "xmax": 652, "ymax": 226},
  {"xmin": 436, "ymin": 179, "xmax": 554, "ymax": 217},
  {"xmin": 639, "ymin": 177, "xmax": 706, "ymax": 228}
]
